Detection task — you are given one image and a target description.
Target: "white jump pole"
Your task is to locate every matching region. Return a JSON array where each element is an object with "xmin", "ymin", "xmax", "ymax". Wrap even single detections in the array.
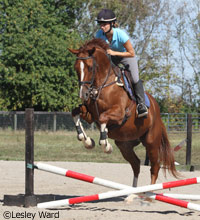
[
  {"xmin": 160, "ymin": 193, "xmax": 200, "ymax": 200},
  {"xmin": 145, "ymin": 192, "xmax": 200, "ymax": 211},
  {"xmin": 37, "ymin": 186, "xmax": 200, "ymax": 211},
  {"xmin": 35, "ymin": 162, "xmax": 132, "ymax": 190},
  {"xmin": 173, "ymin": 139, "xmax": 186, "ymax": 152},
  {"xmin": 35, "ymin": 163, "xmax": 200, "ymax": 200},
  {"xmin": 36, "ymin": 163, "xmax": 200, "ymax": 211}
]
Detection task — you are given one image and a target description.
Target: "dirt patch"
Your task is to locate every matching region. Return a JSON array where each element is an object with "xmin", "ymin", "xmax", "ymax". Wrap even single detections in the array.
[{"xmin": 1, "ymin": 161, "xmax": 200, "ymax": 220}]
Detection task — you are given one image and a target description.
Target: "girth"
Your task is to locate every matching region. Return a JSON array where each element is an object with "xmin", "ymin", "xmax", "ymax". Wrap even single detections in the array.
[{"xmin": 107, "ymin": 100, "xmax": 135, "ymax": 131}]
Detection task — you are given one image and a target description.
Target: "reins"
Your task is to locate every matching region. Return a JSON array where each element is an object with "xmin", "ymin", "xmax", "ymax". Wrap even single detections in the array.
[{"xmin": 76, "ymin": 54, "xmax": 116, "ymax": 118}]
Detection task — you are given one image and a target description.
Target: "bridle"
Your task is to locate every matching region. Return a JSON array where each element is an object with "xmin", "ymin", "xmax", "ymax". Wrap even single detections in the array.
[
  {"xmin": 76, "ymin": 55, "xmax": 97, "ymax": 90},
  {"xmin": 76, "ymin": 53, "xmax": 116, "ymax": 118},
  {"xmin": 76, "ymin": 54, "xmax": 115, "ymax": 101}
]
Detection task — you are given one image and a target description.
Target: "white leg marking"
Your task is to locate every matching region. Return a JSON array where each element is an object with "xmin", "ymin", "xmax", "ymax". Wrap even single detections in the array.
[
  {"xmin": 73, "ymin": 115, "xmax": 80, "ymax": 127},
  {"xmin": 100, "ymin": 123, "xmax": 107, "ymax": 132},
  {"xmin": 73, "ymin": 115, "xmax": 85, "ymax": 140},
  {"xmin": 79, "ymin": 61, "xmax": 85, "ymax": 99},
  {"xmin": 73, "ymin": 115, "xmax": 95, "ymax": 149},
  {"xmin": 125, "ymin": 177, "xmax": 139, "ymax": 203},
  {"xmin": 99, "ymin": 123, "xmax": 113, "ymax": 154}
]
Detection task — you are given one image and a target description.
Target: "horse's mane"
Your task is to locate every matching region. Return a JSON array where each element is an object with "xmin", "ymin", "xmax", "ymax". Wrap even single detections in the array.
[{"xmin": 79, "ymin": 38, "xmax": 109, "ymax": 53}]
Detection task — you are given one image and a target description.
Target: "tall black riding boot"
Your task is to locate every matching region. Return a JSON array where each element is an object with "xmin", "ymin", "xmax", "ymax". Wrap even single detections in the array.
[{"xmin": 133, "ymin": 80, "xmax": 148, "ymax": 118}]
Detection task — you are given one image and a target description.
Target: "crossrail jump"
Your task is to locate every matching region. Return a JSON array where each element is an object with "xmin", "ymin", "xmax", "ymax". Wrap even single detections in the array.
[{"xmin": 35, "ymin": 163, "xmax": 200, "ymax": 211}]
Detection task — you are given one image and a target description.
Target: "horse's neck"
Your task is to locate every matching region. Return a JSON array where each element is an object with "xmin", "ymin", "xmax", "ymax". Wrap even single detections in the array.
[
  {"xmin": 94, "ymin": 53, "xmax": 115, "ymax": 84},
  {"xmin": 96, "ymin": 65, "xmax": 115, "ymax": 86}
]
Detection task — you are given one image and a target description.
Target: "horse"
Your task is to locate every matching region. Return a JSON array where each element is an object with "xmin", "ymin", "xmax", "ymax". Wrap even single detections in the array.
[{"xmin": 68, "ymin": 38, "xmax": 178, "ymax": 199}]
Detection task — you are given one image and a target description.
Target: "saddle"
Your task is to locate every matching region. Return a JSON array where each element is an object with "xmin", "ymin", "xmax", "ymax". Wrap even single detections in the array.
[{"xmin": 113, "ymin": 66, "xmax": 150, "ymax": 108}]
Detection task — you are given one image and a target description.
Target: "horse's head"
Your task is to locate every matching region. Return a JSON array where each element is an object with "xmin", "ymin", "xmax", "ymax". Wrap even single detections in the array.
[{"xmin": 68, "ymin": 39, "xmax": 111, "ymax": 102}]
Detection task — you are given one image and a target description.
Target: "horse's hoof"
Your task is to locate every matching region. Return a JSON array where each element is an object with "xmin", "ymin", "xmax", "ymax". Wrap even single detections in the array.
[
  {"xmin": 84, "ymin": 137, "xmax": 95, "ymax": 149},
  {"xmin": 124, "ymin": 194, "xmax": 139, "ymax": 204},
  {"xmin": 77, "ymin": 133, "xmax": 84, "ymax": 141},
  {"xmin": 102, "ymin": 143, "xmax": 113, "ymax": 154},
  {"xmin": 143, "ymin": 197, "xmax": 154, "ymax": 202}
]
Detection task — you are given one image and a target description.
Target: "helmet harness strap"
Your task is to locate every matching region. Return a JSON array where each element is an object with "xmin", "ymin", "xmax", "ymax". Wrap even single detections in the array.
[{"xmin": 105, "ymin": 22, "xmax": 114, "ymax": 34}]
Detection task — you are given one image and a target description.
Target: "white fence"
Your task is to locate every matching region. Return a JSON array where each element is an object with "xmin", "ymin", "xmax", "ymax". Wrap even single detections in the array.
[{"xmin": 0, "ymin": 111, "xmax": 199, "ymax": 132}]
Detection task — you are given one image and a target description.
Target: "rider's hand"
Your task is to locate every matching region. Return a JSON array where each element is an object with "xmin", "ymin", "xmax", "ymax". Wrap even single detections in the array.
[{"xmin": 106, "ymin": 49, "xmax": 116, "ymax": 56}]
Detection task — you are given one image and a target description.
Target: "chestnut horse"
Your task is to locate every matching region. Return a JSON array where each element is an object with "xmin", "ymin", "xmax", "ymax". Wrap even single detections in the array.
[{"xmin": 69, "ymin": 38, "xmax": 178, "ymax": 193}]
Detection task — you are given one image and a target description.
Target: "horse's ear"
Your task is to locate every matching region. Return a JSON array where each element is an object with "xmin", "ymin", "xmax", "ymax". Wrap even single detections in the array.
[
  {"xmin": 68, "ymin": 48, "xmax": 79, "ymax": 55},
  {"xmin": 88, "ymin": 47, "xmax": 95, "ymax": 56}
]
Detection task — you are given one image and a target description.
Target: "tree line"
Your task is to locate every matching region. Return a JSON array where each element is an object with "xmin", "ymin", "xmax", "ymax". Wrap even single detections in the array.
[{"xmin": 0, "ymin": 0, "xmax": 199, "ymax": 113}]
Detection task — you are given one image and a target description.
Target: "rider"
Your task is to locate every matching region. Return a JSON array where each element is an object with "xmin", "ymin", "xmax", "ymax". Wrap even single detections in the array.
[{"xmin": 95, "ymin": 9, "xmax": 148, "ymax": 118}]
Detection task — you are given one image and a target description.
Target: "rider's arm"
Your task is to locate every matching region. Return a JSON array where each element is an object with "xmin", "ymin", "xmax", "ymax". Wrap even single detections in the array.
[{"xmin": 107, "ymin": 40, "xmax": 135, "ymax": 57}]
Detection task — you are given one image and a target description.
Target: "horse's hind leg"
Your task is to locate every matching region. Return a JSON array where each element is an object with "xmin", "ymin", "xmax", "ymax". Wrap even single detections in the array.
[
  {"xmin": 115, "ymin": 140, "xmax": 141, "ymax": 203},
  {"xmin": 142, "ymin": 122, "xmax": 178, "ymax": 185},
  {"xmin": 146, "ymin": 144, "xmax": 160, "ymax": 184},
  {"xmin": 141, "ymin": 130, "xmax": 161, "ymax": 185}
]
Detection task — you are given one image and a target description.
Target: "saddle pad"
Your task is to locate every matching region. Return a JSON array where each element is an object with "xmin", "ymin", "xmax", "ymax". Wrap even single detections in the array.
[{"xmin": 122, "ymin": 72, "xmax": 150, "ymax": 108}]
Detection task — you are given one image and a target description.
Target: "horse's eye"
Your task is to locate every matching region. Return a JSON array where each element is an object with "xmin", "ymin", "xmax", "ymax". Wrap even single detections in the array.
[{"xmin": 88, "ymin": 66, "xmax": 93, "ymax": 72}]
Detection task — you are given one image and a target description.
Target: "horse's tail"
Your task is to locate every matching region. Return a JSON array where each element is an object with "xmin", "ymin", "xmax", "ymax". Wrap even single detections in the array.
[{"xmin": 160, "ymin": 121, "xmax": 180, "ymax": 179}]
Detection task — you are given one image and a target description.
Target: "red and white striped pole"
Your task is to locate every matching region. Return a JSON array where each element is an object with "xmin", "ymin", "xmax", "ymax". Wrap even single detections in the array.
[
  {"xmin": 174, "ymin": 139, "xmax": 186, "ymax": 152},
  {"xmin": 35, "ymin": 163, "xmax": 200, "ymax": 193},
  {"xmin": 159, "ymin": 193, "xmax": 200, "ymax": 200},
  {"xmin": 37, "ymin": 184, "xmax": 200, "ymax": 211},
  {"xmin": 145, "ymin": 192, "xmax": 200, "ymax": 211},
  {"xmin": 36, "ymin": 163, "xmax": 200, "ymax": 210},
  {"xmin": 35, "ymin": 162, "xmax": 128, "ymax": 190}
]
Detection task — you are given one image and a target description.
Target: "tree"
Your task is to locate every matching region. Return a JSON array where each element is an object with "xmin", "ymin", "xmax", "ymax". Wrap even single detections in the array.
[
  {"xmin": 0, "ymin": 0, "xmax": 84, "ymax": 111},
  {"xmin": 1, "ymin": 0, "xmax": 199, "ymax": 113},
  {"xmin": 174, "ymin": 0, "xmax": 200, "ymax": 112}
]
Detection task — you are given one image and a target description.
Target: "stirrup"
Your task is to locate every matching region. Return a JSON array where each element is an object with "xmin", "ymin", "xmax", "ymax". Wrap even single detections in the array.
[
  {"xmin": 115, "ymin": 77, "xmax": 123, "ymax": 86},
  {"xmin": 136, "ymin": 104, "xmax": 148, "ymax": 118}
]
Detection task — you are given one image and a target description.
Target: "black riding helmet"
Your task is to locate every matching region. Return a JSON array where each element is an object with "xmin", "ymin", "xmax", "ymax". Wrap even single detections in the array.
[
  {"xmin": 96, "ymin": 9, "xmax": 116, "ymax": 23},
  {"xmin": 96, "ymin": 9, "xmax": 116, "ymax": 33}
]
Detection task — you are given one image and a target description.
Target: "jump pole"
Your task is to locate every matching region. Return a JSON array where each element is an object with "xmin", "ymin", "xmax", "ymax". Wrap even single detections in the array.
[
  {"xmin": 35, "ymin": 162, "xmax": 130, "ymax": 190},
  {"xmin": 159, "ymin": 193, "xmax": 200, "ymax": 200},
  {"xmin": 173, "ymin": 139, "xmax": 186, "ymax": 152},
  {"xmin": 35, "ymin": 163, "xmax": 200, "ymax": 200},
  {"xmin": 145, "ymin": 192, "xmax": 200, "ymax": 211},
  {"xmin": 37, "ymin": 186, "xmax": 200, "ymax": 211},
  {"xmin": 36, "ymin": 163, "xmax": 200, "ymax": 210}
]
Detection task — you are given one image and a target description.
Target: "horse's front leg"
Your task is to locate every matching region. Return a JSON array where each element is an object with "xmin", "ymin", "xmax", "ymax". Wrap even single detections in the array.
[
  {"xmin": 72, "ymin": 106, "xmax": 95, "ymax": 149},
  {"xmin": 99, "ymin": 123, "xmax": 113, "ymax": 154},
  {"xmin": 99, "ymin": 105, "xmax": 125, "ymax": 154}
]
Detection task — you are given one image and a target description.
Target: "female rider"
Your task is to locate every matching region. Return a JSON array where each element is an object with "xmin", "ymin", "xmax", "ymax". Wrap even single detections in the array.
[{"xmin": 95, "ymin": 9, "xmax": 148, "ymax": 118}]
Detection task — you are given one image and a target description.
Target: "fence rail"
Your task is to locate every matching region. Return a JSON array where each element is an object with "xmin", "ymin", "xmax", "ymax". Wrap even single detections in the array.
[{"xmin": 0, "ymin": 111, "xmax": 199, "ymax": 132}]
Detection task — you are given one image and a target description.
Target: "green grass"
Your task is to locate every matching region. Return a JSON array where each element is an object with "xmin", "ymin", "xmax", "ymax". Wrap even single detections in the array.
[{"xmin": 0, "ymin": 129, "xmax": 199, "ymax": 165}]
